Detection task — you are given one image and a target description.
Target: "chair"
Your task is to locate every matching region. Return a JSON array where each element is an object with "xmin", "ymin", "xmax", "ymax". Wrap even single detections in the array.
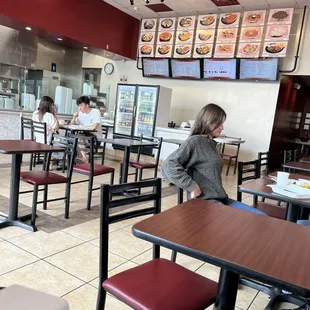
[
  {"xmin": 119, "ymin": 136, "xmax": 163, "ymax": 189},
  {"xmin": 19, "ymin": 135, "xmax": 78, "ymax": 230},
  {"xmin": 72, "ymin": 135, "xmax": 115, "ymax": 210},
  {"xmin": 220, "ymin": 137, "xmax": 242, "ymax": 176},
  {"xmin": 98, "ymin": 125, "xmax": 109, "ymax": 165},
  {"xmin": 258, "ymin": 151, "xmax": 269, "ymax": 176},
  {"xmin": 32, "ymin": 120, "xmax": 48, "ymax": 169},
  {"xmin": 283, "ymin": 149, "xmax": 299, "ymax": 173},
  {"xmin": 97, "ymin": 178, "xmax": 218, "ymax": 310},
  {"xmin": 237, "ymin": 160, "xmax": 287, "ymax": 220},
  {"xmin": 20, "ymin": 117, "xmax": 34, "ymax": 170}
]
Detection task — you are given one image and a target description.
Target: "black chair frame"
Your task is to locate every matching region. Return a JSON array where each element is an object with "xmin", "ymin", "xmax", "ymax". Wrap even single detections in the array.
[
  {"xmin": 32, "ymin": 120, "xmax": 48, "ymax": 169},
  {"xmin": 258, "ymin": 151, "xmax": 269, "ymax": 176},
  {"xmin": 97, "ymin": 178, "xmax": 162, "ymax": 310},
  {"xmin": 21, "ymin": 117, "xmax": 34, "ymax": 170},
  {"xmin": 220, "ymin": 137, "xmax": 241, "ymax": 176}
]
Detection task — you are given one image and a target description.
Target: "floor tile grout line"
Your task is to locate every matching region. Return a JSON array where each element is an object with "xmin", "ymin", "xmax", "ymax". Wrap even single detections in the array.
[
  {"xmin": 60, "ymin": 282, "xmax": 87, "ymax": 298},
  {"xmin": 246, "ymin": 290, "xmax": 260, "ymax": 310},
  {"xmin": 0, "ymin": 258, "xmax": 41, "ymax": 278}
]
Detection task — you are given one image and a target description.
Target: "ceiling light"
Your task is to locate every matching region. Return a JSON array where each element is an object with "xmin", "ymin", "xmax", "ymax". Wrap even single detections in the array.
[
  {"xmin": 83, "ymin": 46, "xmax": 88, "ymax": 49},
  {"xmin": 57, "ymin": 38, "xmax": 63, "ymax": 41},
  {"xmin": 25, "ymin": 27, "xmax": 31, "ymax": 31}
]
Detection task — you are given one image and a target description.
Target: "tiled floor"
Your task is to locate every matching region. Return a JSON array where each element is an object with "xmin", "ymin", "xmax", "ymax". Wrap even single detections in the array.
[{"xmin": 0, "ymin": 154, "xmax": 299, "ymax": 309}]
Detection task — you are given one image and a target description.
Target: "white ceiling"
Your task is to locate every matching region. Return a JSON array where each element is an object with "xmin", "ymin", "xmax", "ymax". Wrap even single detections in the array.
[{"xmin": 104, "ymin": 0, "xmax": 308, "ymax": 19}]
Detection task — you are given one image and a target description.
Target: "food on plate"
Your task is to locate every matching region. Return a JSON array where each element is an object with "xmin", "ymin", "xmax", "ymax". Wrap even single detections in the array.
[
  {"xmin": 242, "ymin": 44, "xmax": 259, "ymax": 55},
  {"xmin": 270, "ymin": 27, "xmax": 286, "ymax": 38},
  {"xmin": 179, "ymin": 17, "xmax": 193, "ymax": 28},
  {"xmin": 158, "ymin": 45, "xmax": 170, "ymax": 55},
  {"xmin": 220, "ymin": 29, "xmax": 235, "ymax": 38},
  {"xmin": 221, "ymin": 13, "xmax": 238, "ymax": 25},
  {"xmin": 176, "ymin": 45, "xmax": 191, "ymax": 55},
  {"xmin": 140, "ymin": 45, "xmax": 152, "ymax": 55},
  {"xmin": 196, "ymin": 45, "xmax": 210, "ymax": 55},
  {"xmin": 200, "ymin": 15, "xmax": 215, "ymax": 26},
  {"xmin": 161, "ymin": 18, "xmax": 173, "ymax": 28},
  {"xmin": 301, "ymin": 184, "xmax": 310, "ymax": 189},
  {"xmin": 178, "ymin": 31, "xmax": 191, "ymax": 41},
  {"xmin": 218, "ymin": 45, "xmax": 233, "ymax": 53},
  {"xmin": 141, "ymin": 33, "xmax": 153, "ymax": 42},
  {"xmin": 245, "ymin": 13, "xmax": 262, "ymax": 23},
  {"xmin": 198, "ymin": 31, "xmax": 212, "ymax": 41},
  {"xmin": 244, "ymin": 28, "xmax": 259, "ymax": 38},
  {"xmin": 144, "ymin": 20, "xmax": 155, "ymax": 29},
  {"xmin": 159, "ymin": 32, "xmax": 172, "ymax": 42},
  {"xmin": 272, "ymin": 10, "xmax": 289, "ymax": 21},
  {"xmin": 265, "ymin": 43, "xmax": 286, "ymax": 53}
]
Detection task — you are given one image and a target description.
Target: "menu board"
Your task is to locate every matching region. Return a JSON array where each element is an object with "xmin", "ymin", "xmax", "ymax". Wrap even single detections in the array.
[
  {"xmin": 239, "ymin": 58, "xmax": 279, "ymax": 81},
  {"xmin": 156, "ymin": 17, "xmax": 176, "ymax": 58},
  {"xmin": 171, "ymin": 59, "xmax": 201, "ymax": 79},
  {"xmin": 203, "ymin": 59, "xmax": 237, "ymax": 80},
  {"xmin": 142, "ymin": 58, "xmax": 170, "ymax": 78},
  {"xmin": 139, "ymin": 19, "xmax": 158, "ymax": 58}
]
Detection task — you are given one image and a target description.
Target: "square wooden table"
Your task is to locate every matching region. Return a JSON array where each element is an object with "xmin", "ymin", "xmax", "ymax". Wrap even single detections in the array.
[
  {"xmin": 0, "ymin": 140, "xmax": 65, "ymax": 231},
  {"xmin": 133, "ymin": 199, "xmax": 310, "ymax": 310}
]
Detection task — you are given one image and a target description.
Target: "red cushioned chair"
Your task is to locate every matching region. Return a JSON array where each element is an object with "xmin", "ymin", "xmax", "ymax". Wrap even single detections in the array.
[
  {"xmin": 97, "ymin": 178, "xmax": 218, "ymax": 310},
  {"xmin": 72, "ymin": 135, "xmax": 114, "ymax": 211},
  {"xmin": 119, "ymin": 137, "xmax": 163, "ymax": 191},
  {"xmin": 19, "ymin": 135, "xmax": 78, "ymax": 230}
]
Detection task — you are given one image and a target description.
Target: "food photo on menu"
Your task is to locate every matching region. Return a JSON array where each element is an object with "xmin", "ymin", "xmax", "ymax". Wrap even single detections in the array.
[
  {"xmin": 238, "ymin": 42, "xmax": 261, "ymax": 58},
  {"xmin": 219, "ymin": 12, "xmax": 240, "ymax": 27},
  {"xmin": 242, "ymin": 10, "xmax": 266, "ymax": 26},
  {"xmin": 214, "ymin": 43, "xmax": 235, "ymax": 58},
  {"xmin": 196, "ymin": 29, "xmax": 215, "ymax": 43},
  {"xmin": 159, "ymin": 17, "xmax": 175, "ymax": 30},
  {"xmin": 140, "ymin": 32, "xmax": 154, "ymax": 44},
  {"xmin": 193, "ymin": 44, "xmax": 213, "ymax": 58},
  {"xmin": 158, "ymin": 31, "xmax": 174, "ymax": 43},
  {"xmin": 198, "ymin": 15, "xmax": 217, "ymax": 28},
  {"xmin": 268, "ymin": 8, "xmax": 294, "ymax": 24},
  {"xmin": 176, "ymin": 30, "xmax": 194, "ymax": 43},
  {"xmin": 139, "ymin": 44, "xmax": 153, "ymax": 57},
  {"xmin": 262, "ymin": 41, "xmax": 288, "ymax": 57},
  {"xmin": 178, "ymin": 16, "xmax": 195, "ymax": 29},
  {"xmin": 217, "ymin": 28, "xmax": 238, "ymax": 42},
  {"xmin": 240, "ymin": 27, "xmax": 263, "ymax": 41},
  {"xmin": 265, "ymin": 25, "xmax": 291, "ymax": 41},
  {"xmin": 174, "ymin": 45, "xmax": 192, "ymax": 58},
  {"xmin": 142, "ymin": 19, "xmax": 157, "ymax": 31},
  {"xmin": 156, "ymin": 44, "xmax": 172, "ymax": 57}
]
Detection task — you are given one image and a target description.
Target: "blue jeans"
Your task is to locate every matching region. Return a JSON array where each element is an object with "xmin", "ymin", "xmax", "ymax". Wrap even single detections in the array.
[
  {"xmin": 214, "ymin": 198, "xmax": 267, "ymax": 216},
  {"xmin": 297, "ymin": 220, "xmax": 310, "ymax": 227}
]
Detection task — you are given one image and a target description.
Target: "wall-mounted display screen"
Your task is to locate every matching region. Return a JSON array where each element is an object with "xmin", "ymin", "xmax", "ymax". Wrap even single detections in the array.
[
  {"xmin": 170, "ymin": 59, "xmax": 201, "ymax": 79},
  {"xmin": 142, "ymin": 58, "xmax": 170, "ymax": 78},
  {"xmin": 203, "ymin": 58, "xmax": 237, "ymax": 80}
]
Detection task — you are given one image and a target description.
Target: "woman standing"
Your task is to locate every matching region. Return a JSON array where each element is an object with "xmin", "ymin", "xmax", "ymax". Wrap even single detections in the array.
[{"xmin": 161, "ymin": 103, "xmax": 265, "ymax": 215}]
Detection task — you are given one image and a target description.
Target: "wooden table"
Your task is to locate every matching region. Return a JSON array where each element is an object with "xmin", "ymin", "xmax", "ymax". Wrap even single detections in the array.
[
  {"xmin": 59, "ymin": 125, "xmax": 96, "ymax": 134},
  {"xmin": 300, "ymin": 156, "xmax": 310, "ymax": 163},
  {"xmin": 133, "ymin": 200, "xmax": 310, "ymax": 310},
  {"xmin": 239, "ymin": 174, "xmax": 310, "ymax": 222},
  {"xmin": 282, "ymin": 161, "xmax": 310, "ymax": 173},
  {"xmin": 0, "ymin": 140, "xmax": 65, "ymax": 231},
  {"xmin": 98, "ymin": 138, "xmax": 157, "ymax": 184},
  {"xmin": 163, "ymin": 138, "xmax": 183, "ymax": 146}
]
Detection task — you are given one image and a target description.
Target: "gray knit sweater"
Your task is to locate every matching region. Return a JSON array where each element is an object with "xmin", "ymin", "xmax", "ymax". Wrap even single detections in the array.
[{"xmin": 161, "ymin": 135, "xmax": 228, "ymax": 200}]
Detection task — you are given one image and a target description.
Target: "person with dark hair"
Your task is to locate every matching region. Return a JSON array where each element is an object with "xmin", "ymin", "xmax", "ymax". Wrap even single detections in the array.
[
  {"xmin": 161, "ymin": 103, "xmax": 266, "ymax": 215},
  {"xmin": 32, "ymin": 96, "xmax": 59, "ymax": 143}
]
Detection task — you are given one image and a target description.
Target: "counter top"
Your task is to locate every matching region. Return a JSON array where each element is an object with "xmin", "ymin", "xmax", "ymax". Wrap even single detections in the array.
[{"xmin": 156, "ymin": 126, "xmax": 191, "ymax": 135}]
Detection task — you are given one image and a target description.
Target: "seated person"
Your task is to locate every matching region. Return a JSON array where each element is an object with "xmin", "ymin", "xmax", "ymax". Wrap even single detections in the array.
[
  {"xmin": 161, "ymin": 103, "xmax": 266, "ymax": 215},
  {"xmin": 71, "ymin": 96, "xmax": 102, "ymax": 162}
]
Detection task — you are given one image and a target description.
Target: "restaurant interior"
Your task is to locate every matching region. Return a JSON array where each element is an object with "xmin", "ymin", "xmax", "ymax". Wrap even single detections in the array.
[{"xmin": 0, "ymin": 0, "xmax": 310, "ymax": 309}]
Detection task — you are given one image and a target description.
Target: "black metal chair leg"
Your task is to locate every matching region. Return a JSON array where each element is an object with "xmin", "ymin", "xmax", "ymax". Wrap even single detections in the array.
[
  {"xmin": 110, "ymin": 171, "xmax": 114, "ymax": 185},
  {"xmin": 64, "ymin": 182, "xmax": 71, "ymax": 219},
  {"xmin": 62, "ymin": 153, "xmax": 66, "ymax": 173},
  {"xmin": 29, "ymin": 154, "xmax": 33, "ymax": 171},
  {"xmin": 233, "ymin": 158, "xmax": 238, "ymax": 174},
  {"xmin": 134, "ymin": 168, "xmax": 138, "ymax": 182},
  {"xmin": 226, "ymin": 158, "xmax": 232, "ymax": 176},
  {"xmin": 31, "ymin": 185, "xmax": 38, "ymax": 231},
  {"xmin": 171, "ymin": 251, "xmax": 177, "ymax": 262},
  {"xmin": 87, "ymin": 176, "xmax": 94, "ymax": 210},
  {"xmin": 138, "ymin": 169, "xmax": 143, "ymax": 195},
  {"xmin": 119, "ymin": 163, "xmax": 123, "ymax": 184},
  {"xmin": 33, "ymin": 153, "xmax": 37, "ymax": 167},
  {"xmin": 96, "ymin": 286, "xmax": 107, "ymax": 310},
  {"xmin": 43, "ymin": 185, "xmax": 48, "ymax": 210}
]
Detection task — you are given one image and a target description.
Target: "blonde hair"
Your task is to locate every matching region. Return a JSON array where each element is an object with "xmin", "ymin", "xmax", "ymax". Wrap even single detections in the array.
[{"xmin": 190, "ymin": 104, "xmax": 226, "ymax": 136}]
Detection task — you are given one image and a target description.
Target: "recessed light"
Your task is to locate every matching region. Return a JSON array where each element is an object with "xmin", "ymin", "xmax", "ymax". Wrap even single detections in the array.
[
  {"xmin": 57, "ymin": 38, "xmax": 63, "ymax": 41},
  {"xmin": 83, "ymin": 46, "xmax": 88, "ymax": 49},
  {"xmin": 25, "ymin": 27, "xmax": 31, "ymax": 31}
]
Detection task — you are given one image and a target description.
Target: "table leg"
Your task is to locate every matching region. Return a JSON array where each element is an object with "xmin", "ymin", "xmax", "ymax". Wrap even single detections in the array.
[
  {"xmin": 122, "ymin": 146, "xmax": 130, "ymax": 184},
  {"xmin": 286, "ymin": 203, "xmax": 299, "ymax": 222},
  {"xmin": 214, "ymin": 269, "xmax": 240, "ymax": 310}
]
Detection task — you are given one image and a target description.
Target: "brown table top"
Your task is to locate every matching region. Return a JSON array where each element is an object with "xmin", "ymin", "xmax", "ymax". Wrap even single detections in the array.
[
  {"xmin": 99, "ymin": 138, "xmax": 157, "ymax": 148},
  {"xmin": 133, "ymin": 199, "xmax": 310, "ymax": 296},
  {"xmin": 300, "ymin": 156, "xmax": 310, "ymax": 163},
  {"xmin": 59, "ymin": 125, "xmax": 95, "ymax": 132},
  {"xmin": 0, "ymin": 140, "xmax": 65, "ymax": 154},
  {"xmin": 239, "ymin": 174, "xmax": 310, "ymax": 207},
  {"xmin": 282, "ymin": 161, "xmax": 310, "ymax": 172}
]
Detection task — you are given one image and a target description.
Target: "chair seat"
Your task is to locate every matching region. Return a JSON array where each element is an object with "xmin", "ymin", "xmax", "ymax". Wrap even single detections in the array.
[
  {"xmin": 254, "ymin": 202, "xmax": 287, "ymax": 220},
  {"xmin": 102, "ymin": 258, "xmax": 218, "ymax": 310},
  {"xmin": 220, "ymin": 153, "xmax": 237, "ymax": 158},
  {"xmin": 73, "ymin": 163, "xmax": 114, "ymax": 176},
  {"xmin": 119, "ymin": 160, "xmax": 157, "ymax": 169},
  {"xmin": 20, "ymin": 171, "xmax": 68, "ymax": 185}
]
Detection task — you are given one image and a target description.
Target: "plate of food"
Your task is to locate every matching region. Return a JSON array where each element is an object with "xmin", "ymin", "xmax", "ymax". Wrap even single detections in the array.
[
  {"xmin": 143, "ymin": 19, "xmax": 155, "ymax": 30},
  {"xmin": 179, "ymin": 17, "xmax": 193, "ymax": 28},
  {"xmin": 140, "ymin": 45, "xmax": 153, "ymax": 56},
  {"xmin": 161, "ymin": 18, "xmax": 174, "ymax": 29},
  {"xmin": 217, "ymin": 28, "xmax": 237, "ymax": 41},
  {"xmin": 195, "ymin": 44, "xmax": 211, "ymax": 56},
  {"xmin": 157, "ymin": 45, "xmax": 171, "ymax": 55},
  {"xmin": 239, "ymin": 43, "xmax": 260, "ymax": 57},
  {"xmin": 141, "ymin": 33, "xmax": 153, "ymax": 43},
  {"xmin": 199, "ymin": 15, "xmax": 215, "ymax": 27},
  {"xmin": 243, "ymin": 28, "xmax": 260, "ymax": 39},
  {"xmin": 268, "ymin": 8, "xmax": 293, "ymax": 24},
  {"xmin": 221, "ymin": 13, "xmax": 239, "ymax": 26},
  {"xmin": 214, "ymin": 44, "xmax": 235, "ymax": 58},
  {"xmin": 243, "ymin": 11, "xmax": 265, "ymax": 25},
  {"xmin": 175, "ymin": 45, "xmax": 191, "ymax": 56},
  {"xmin": 266, "ymin": 25, "xmax": 290, "ymax": 40},
  {"xmin": 265, "ymin": 42, "xmax": 286, "ymax": 53},
  {"xmin": 159, "ymin": 32, "xmax": 173, "ymax": 42},
  {"xmin": 197, "ymin": 30, "xmax": 214, "ymax": 42},
  {"xmin": 178, "ymin": 31, "xmax": 192, "ymax": 42}
]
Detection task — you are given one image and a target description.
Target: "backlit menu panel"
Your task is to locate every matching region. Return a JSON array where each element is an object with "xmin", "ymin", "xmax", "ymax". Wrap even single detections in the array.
[
  {"xmin": 203, "ymin": 59, "xmax": 237, "ymax": 80},
  {"xmin": 171, "ymin": 59, "xmax": 201, "ymax": 79}
]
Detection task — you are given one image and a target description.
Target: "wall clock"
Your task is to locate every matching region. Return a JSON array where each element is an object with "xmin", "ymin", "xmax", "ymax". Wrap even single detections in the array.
[{"xmin": 104, "ymin": 63, "xmax": 114, "ymax": 75}]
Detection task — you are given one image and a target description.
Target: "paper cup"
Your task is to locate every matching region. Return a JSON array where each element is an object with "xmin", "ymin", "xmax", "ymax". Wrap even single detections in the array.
[{"xmin": 277, "ymin": 171, "xmax": 289, "ymax": 187}]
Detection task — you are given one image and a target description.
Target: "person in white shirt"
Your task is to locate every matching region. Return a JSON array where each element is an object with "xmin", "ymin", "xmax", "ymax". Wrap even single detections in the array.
[
  {"xmin": 71, "ymin": 96, "xmax": 102, "ymax": 162},
  {"xmin": 32, "ymin": 96, "xmax": 59, "ymax": 144}
]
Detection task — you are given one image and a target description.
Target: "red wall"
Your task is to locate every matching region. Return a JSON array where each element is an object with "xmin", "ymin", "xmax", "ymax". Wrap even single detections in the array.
[{"xmin": 0, "ymin": 0, "xmax": 140, "ymax": 59}]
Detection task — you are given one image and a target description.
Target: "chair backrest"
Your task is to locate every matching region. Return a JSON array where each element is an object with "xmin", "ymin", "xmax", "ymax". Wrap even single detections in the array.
[
  {"xmin": 283, "ymin": 149, "xmax": 299, "ymax": 164},
  {"xmin": 20, "ymin": 117, "xmax": 33, "ymax": 140},
  {"xmin": 237, "ymin": 160, "xmax": 259, "ymax": 202},
  {"xmin": 97, "ymin": 178, "xmax": 162, "ymax": 309},
  {"xmin": 101, "ymin": 125, "xmax": 109, "ymax": 140},
  {"xmin": 49, "ymin": 134, "xmax": 78, "ymax": 180},
  {"xmin": 137, "ymin": 136, "xmax": 163, "ymax": 166},
  {"xmin": 72, "ymin": 134, "xmax": 95, "ymax": 172},
  {"xmin": 32, "ymin": 120, "xmax": 47, "ymax": 144},
  {"xmin": 258, "ymin": 151, "xmax": 269, "ymax": 176}
]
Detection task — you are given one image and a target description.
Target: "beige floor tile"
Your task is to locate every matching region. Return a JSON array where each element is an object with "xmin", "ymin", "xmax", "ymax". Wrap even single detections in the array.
[
  {"xmin": 45, "ymin": 243, "xmax": 127, "ymax": 282},
  {"xmin": 61, "ymin": 219, "xmax": 118, "ymax": 241},
  {"xmin": 0, "ymin": 241, "xmax": 38, "ymax": 275},
  {"xmin": 0, "ymin": 260, "xmax": 83, "ymax": 297},
  {"xmin": 9, "ymin": 231, "xmax": 84, "ymax": 258},
  {"xmin": 105, "ymin": 294, "xmax": 131, "ymax": 310},
  {"xmin": 108, "ymin": 230, "xmax": 152, "ymax": 260},
  {"xmin": 63, "ymin": 284, "xmax": 97, "ymax": 310},
  {"xmin": 0, "ymin": 226, "xmax": 32, "ymax": 240},
  {"xmin": 111, "ymin": 213, "xmax": 152, "ymax": 230},
  {"xmin": 235, "ymin": 285, "xmax": 258, "ymax": 309},
  {"xmin": 195, "ymin": 262, "xmax": 221, "ymax": 282},
  {"xmin": 89, "ymin": 261, "xmax": 138, "ymax": 288}
]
